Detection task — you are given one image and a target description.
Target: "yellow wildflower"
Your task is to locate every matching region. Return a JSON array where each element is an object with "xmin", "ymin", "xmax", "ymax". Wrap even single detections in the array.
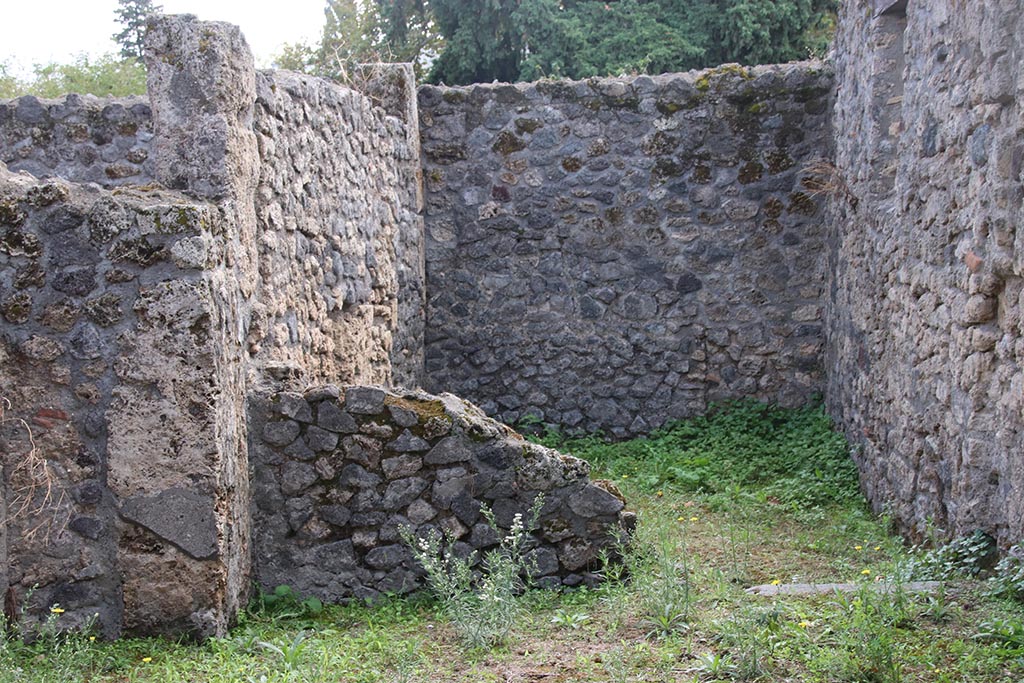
[
  {"xmin": 854, "ymin": 545, "xmax": 863, "ymax": 551},
  {"xmin": 50, "ymin": 607, "xmax": 65, "ymax": 614},
  {"xmin": 142, "ymin": 657, "xmax": 152, "ymax": 663},
  {"xmin": 861, "ymin": 569, "xmax": 871, "ymax": 576},
  {"xmin": 770, "ymin": 579, "xmax": 781, "ymax": 586},
  {"xmin": 798, "ymin": 620, "xmax": 812, "ymax": 628}
]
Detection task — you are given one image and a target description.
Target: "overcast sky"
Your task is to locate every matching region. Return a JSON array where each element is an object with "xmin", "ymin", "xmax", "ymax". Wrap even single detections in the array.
[{"xmin": 1, "ymin": 0, "xmax": 327, "ymax": 75}]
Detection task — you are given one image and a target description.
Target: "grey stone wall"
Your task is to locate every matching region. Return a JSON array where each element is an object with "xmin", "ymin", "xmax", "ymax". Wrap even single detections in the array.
[
  {"xmin": 0, "ymin": 95, "xmax": 154, "ymax": 187},
  {"xmin": 826, "ymin": 0, "xmax": 1024, "ymax": 547},
  {"xmin": 353, "ymin": 63, "xmax": 427, "ymax": 389},
  {"xmin": 0, "ymin": 15, "xmax": 429, "ymax": 638},
  {"xmin": 0, "ymin": 165, "xmax": 242, "ymax": 638},
  {"xmin": 249, "ymin": 68, "xmax": 425, "ymax": 389},
  {"xmin": 5, "ymin": 0, "xmax": 1022, "ymax": 641},
  {"xmin": 250, "ymin": 385, "xmax": 633, "ymax": 601},
  {"xmin": 419, "ymin": 63, "xmax": 833, "ymax": 437}
]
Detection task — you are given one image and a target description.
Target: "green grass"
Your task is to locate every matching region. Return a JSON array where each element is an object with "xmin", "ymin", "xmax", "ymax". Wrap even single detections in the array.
[{"xmin": 3, "ymin": 400, "xmax": 1023, "ymax": 682}]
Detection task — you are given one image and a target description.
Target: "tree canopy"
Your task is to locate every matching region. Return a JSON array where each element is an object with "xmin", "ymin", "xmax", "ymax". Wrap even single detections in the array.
[
  {"xmin": 275, "ymin": 0, "xmax": 442, "ymax": 80},
  {"xmin": 279, "ymin": 0, "xmax": 837, "ymax": 86},
  {"xmin": 428, "ymin": 0, "xmax": 836, "ymax": 84},
  {"xmin": 0, "ymin": 55, "xmax": 147, "ymax": 99},
  {"xmin": 113, "ymin": 0, "xmax": 164, "ymax": 59}
]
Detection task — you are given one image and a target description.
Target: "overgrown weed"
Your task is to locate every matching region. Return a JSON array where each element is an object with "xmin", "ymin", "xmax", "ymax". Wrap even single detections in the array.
[
  {"xmin": 401, "ymin": 497, "xmax": 543, "ymax": 649},
  {"xmin": 538, "ymin": 400, "xmax": 859, "ymax": 509}
]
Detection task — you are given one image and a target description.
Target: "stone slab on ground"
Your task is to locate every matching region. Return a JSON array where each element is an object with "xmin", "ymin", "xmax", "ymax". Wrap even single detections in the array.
[{"xmin": 747, "ymin": 581, "xmax": 942, "ymax": 597}]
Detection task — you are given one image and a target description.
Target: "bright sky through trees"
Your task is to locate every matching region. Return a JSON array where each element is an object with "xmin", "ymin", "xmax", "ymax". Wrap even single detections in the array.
[{"xmin": 0, "ymin": 0, "xmax": 326, "ymax": 76}]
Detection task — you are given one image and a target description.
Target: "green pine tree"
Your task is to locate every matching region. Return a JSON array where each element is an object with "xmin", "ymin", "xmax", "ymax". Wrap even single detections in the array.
[{"xmin": 113, "ymin": 0, "xmax": 164, "ymax": 59}]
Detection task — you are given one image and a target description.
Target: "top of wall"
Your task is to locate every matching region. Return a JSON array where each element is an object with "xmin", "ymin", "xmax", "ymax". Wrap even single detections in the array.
[
  {"xmin": 420, "ymin": 60, "xmax": 831, "ymax": 102},
  {"xmin": 0, "ymin": 94, "xmax": 154, "ymax": 187}
]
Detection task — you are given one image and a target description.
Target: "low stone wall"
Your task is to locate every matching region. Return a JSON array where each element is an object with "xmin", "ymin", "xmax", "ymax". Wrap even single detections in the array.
[
  {"xmin": 250, "ymin": 386, "xmax": 633, "ymax": 600},
  {"xmin": 0, "ymin": 95, "xmax": 154, "ymax": 187},
  {"xmin": 419, "ymin": 63, "xmax": 833, "ymax": 437},
  {"xmin": 826, "ymin": 0, "xmax": 1024, "ymax": 546},
  {"xmin": 0, "ymin": 164, "xmax": 248, "ymax": 638}
]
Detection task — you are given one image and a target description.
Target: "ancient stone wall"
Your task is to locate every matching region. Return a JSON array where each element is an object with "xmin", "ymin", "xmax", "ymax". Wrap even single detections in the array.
[
  {"xmin": 0, "ymin": 15, "xmax": 428, "ymax": 638},
  {"xmin": 826, "ymin": 0, "xmax": 1024, "ymax": 546},
  {"xmin": 250, "ymin": 385, "xmax": 632, "ymax": 601},
  {"xmin": 249, "ymin": 68, "xmax": 425, "ymax": 389},
  {"xmin": 418, "ymin": 64, "xmax": 833, "ymax": 436},
  {"xmin": 0, "ymin": 95, "xmax": 154, "ymax": 187},
  {"xmin": 0, "ymin": 167, "xmax": 245, "ymax": 638},
  {"xmin": 4, "ymin": 0, "xmax": 1022, "ymax": 641}
]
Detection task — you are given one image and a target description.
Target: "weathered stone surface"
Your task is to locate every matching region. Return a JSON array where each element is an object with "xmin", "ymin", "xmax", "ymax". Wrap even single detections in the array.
[
  {"xmin": 5, "ymin": 0, "xmax": 1021, "ymax": 643},
  {"xmin": 419, "ymin": 63, "xmax": 832, "ymax": 436},
  {"xmin": 281, "ymin": 462, "xmax": 318, "ymax": 496},
  {"xmin": 0, "ymin": 96, "xmax": 154, "ymax": 187},
  {"xmin": 305, "ymin": 426, "xmax": 339, "ymax": 453},
  {"xmin": 424, "ymin": 436, "xmax": 472, "ymax": 464},
  {"xmin": 120, "ymin": 488, "xmax": 218, "ymax": 560},
  {"xmin": 247, "ymin": 69, "xmax": 424, "ymax": 390},
  {"xmin": 747, "ymin": 581, "xmax": 942, "ymax": 597},
  {"xmin": 381, "ymin": 454, "xmax": 423, "ymax": 479},
  {"xmin": 826, "ymin": 0, "xmax": 1024, "ymax": 548},
  {"xmin": 387, "ymin": 429, "xmax": 431, "ymax": 453},
  {"xmin": 381, "ymin": 477, "xmax": 429, "ymax": 510},
  {"xmin": 317, "ymin": 401, "xmax": 358, "ymax": 433},
  {"xmin": 0, "ymin": 146, "xmax": 244, "ymax": 639},
  {"xmin": 568, "ymin": 484, "xmax": 625, "ymax": 518},
  {"xmin": 275, "ymin": 392, "xmax": 313, "ymax": 422},
  {"xmin": 346, "ymin": 387, "xmax": 387, "ymax": 414},
  {"xmin": 263, "ymin": 420, "xmax": 301, "ymax": 446},
  {"xmin": 250, "ymin": 386, "xmax": 632, "ymax": 599}
]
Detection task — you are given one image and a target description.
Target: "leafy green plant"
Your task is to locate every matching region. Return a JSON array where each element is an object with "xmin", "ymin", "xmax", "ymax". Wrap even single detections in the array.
[
  {"xmin": 385, "ymin": 638, "xmax": 424, "ymax": 683},
  {"xmin": 623, "ymin": 512, "xmax": 693, "ymax": 639},
  {"xmin": 251, "ymin": 585, "xmax": 324, "ymax": 620},
  {"xmin": 550, "ymin": 609, "xmax": 590, "ymax": 630},
  {"xmin": 711, "ymin": 605, "xmax": 786, "ymax": 680},
  {"xmin": 693, "ymin": 651, "xmax": 736, "ymax": 679},
  {"xmin": 542, "ymin": 400, "xmax": 858, "ymax": 509},
  {"xmin": 257, "ymin": 630, "xmax": 310, "ymax": 671},
  {"xmin": 601, "ymin": 643, "xmax": 634, "ymax": 682},
  {"xmin": 901, "ymin": 530, "xmax": 997, "ymax": 581},
  {"xmin": 921, "ymin": 586, "xmax": 957, "ymax": 624},
  {"xmin": 989, "ymin": 543, "xmax": 1024, "ymax": 601},
  {"xmin": 974, "ymin": 617, "xmax": 1024, "ymax": 655},
  {"xmin": 0, "ymin": 601, "xmax": 102, "ymax": 683},
  {"xmin": 402, "ymin": 497, "xmax": 543, "ymax": 649},
  {"xmin": 825, "ymin": 584, "xmax": 908, "ymax": 683}
]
